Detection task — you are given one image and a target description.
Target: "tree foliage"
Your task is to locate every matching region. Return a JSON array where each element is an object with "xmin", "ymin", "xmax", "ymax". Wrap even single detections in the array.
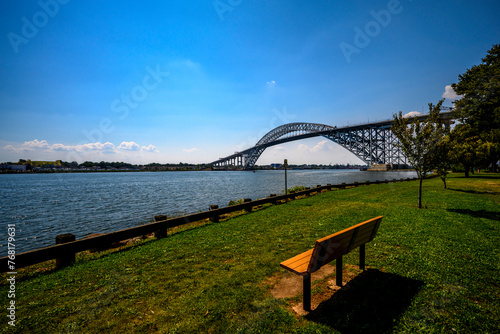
[
  {"xmin": 451, "ymin": 44, "xmax": 500, "ymax": 173},
  {"xmin": 429, "ymin": 128, "xmax": 452, "ymax": 189},
  {"xmin": 392, "ymin": 100, "xmax": 445, "ymax": 208}
]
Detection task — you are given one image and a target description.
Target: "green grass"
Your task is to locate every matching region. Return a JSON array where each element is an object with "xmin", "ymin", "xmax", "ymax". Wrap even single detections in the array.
[{"xmin": 1, "ymin": 173, "xmax": 499, "ymax": 333}]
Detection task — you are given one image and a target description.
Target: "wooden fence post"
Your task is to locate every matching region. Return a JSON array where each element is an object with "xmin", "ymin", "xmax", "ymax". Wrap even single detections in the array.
[
  {"xmin": 154, "ymin": 215, "xmax": 168, "ymax": 239},
  {"xmin": 244, "ymin": 198, "xmax": 252, "ymax": 212},
  {"xmin": 55, "ymin": 233, "xmax": 75, "ymax": 268},
  {"xmin": 209, "ymin": 205, "xmax": 219, "ymax": 222},
  {"xmin": 269, "ymin": 194, "xmax": 277, "ymax": 205}
]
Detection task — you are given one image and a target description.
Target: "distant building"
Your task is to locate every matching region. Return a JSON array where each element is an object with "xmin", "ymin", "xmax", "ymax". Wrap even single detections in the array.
[
  {"xmin": 11, "ymin": 165, "xmax": 27, "ymax": 171},
  {"xmin": 0, "ymin": 164, "xmax": 27, "ymax": 171},
  {"xmin": 27, "ymin": 160, "xmax": 62, "ymax": 168}
]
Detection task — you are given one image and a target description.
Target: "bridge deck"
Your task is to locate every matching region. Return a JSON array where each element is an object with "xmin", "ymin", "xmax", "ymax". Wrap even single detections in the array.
[{"xmin": 211, "ymin": 111, "xmax": 454, "ymax": 168}]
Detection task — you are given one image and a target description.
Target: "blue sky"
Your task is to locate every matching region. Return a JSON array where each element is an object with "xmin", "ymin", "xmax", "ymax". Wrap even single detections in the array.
[{"xmin": 1, "ymin": 0, "xmax": 499, "ymax": 165}]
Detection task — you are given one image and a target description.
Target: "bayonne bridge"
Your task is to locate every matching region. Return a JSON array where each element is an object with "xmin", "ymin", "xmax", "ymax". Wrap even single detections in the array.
[{"xmin": 210, "ymin": 111, "xmax": 454, "ymax": 170}]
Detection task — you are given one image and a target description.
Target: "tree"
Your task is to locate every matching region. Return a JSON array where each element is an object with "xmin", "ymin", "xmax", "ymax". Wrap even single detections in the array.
[
  {"xmin": 430, "ymin": 131, "xmax": 452, "ymax": 189},
  {"xmin": 80, "ymin": 161, "xmax": 95, "ymax": 168},
  {"xmin": 448, "ymin": 125, "xmax": 483, "ymax": 177},
  {"xmin": 451, "ymin": 44, "xmax": 500, "ymax": 173},
  {"xmin": 392, "ymin": 100, "xmax": 444, "ymax": 208}
]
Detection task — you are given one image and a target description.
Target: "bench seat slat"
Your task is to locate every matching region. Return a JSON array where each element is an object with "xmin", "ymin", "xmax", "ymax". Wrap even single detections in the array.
[{"xmin": 280, "ymin": 249, "xmax": 314, "ymax": 276}]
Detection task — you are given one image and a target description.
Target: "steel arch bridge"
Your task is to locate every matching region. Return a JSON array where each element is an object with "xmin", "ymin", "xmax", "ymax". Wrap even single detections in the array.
[{"xmin": 210, "ymin": 111, "xmax": 454, "ymax": 170}]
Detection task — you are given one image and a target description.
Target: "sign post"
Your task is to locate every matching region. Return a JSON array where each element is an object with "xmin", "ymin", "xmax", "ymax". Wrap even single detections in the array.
[{"xmin": 284, "ymin": 159, "xmax": 288, "ymax": 195}]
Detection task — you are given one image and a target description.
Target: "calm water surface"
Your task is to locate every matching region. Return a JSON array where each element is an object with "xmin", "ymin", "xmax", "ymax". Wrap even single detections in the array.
[{"xmin": 0, "ymin": 169, "xmax": 416, "ymax": 255}]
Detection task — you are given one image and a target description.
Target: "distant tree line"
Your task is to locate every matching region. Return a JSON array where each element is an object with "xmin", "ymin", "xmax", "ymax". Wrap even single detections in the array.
[
  {"xmin": 58, "ymin": 161, "xmax": 211, "ymax": 170},
  {"xmin": 76, "ymin": 161, "xmax": 137, "ymax": 169}
]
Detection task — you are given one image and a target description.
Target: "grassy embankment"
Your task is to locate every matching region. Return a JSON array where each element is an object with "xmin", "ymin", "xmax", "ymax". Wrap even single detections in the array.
[{"xmin": 1, "ymin": 173, "xmax": 499, "ymax": 333}]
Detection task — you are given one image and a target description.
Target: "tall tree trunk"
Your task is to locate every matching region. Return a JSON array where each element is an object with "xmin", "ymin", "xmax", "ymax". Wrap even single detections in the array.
[
  {"xmin": 491, "ymin": 161, "xmax": 498, "ymax": 173},
  {"xmin": 418, "ymin": 177, "xmax": 423, "ymax": 209},
  {"xmin": 464, "ymin": 166, "xmax": 470, "ymax": 178},
  {"xmin": 441, "ymin": 176, "xmax": 447, "ymax": 189}
]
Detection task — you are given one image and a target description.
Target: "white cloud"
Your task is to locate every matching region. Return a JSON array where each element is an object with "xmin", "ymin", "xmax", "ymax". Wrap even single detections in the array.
[
  {"xmin": 118, "ymin": 141, "xmax": 140, "ymax": 151},
  {"xmin": 3, "ymin": 145, "xmax": 17, "ymax": 152},
  {"xmin": 52, "ymin": 143, "xmax": 73, "ymax": 151},
  {"xmin": 267, "ymin": 146, "xmax": 285, "ymax": 155},
  {"xmin": 38, "ymin": 142, "xmax": 117, "ymax": 153},
  {"xmin": 273, "ymin": 146, "xmax": 285, "ymax": 152},
  {"xmin": 182, "ymin": 148, "xmax": 200, "ymax": 153},
  {"xmin": 295, "ymin": 140, "xmax": 333, "ymax": 153},
  {"xmin": 82, "ymin": 142, "xmax": 115, "ymax": 152},
  {"xmin": 1, "ymin": 139, "xmax": 169, "ymax": 164},
  {"xmin": 297, "ymin": 144, "xmax": 309, "ymax": 151},
  {"xmin": 266, "ymin": 80, "xmax": 276, "ymax": 88},
  {"xmin": 3, "ymin": 139, "xmax": 162, "ymax": 157},
  {"xmin": 6, "ymin": 140, "xmax": 117, "ymax": 154},
  {"xmin": 141, "ymin": 145, "xmax": 158, "ymax": 152},
  {"xmin": 403, "ymin": 111, "xmax": 423, "ymax": 118},
  {"xmin": 442, "ymin": 85, "xmax": 461, "ymax": 100},
  {"xmin": 311, "ymin": 140, "xmax": 331, "ymax": 152},
  {"xmin": 169, "ymin": 59, "xmax": 200, "ymax": 71},
  {"xmin": 22, "ymin": 139, "xmax": 49, "ymax": 150}
]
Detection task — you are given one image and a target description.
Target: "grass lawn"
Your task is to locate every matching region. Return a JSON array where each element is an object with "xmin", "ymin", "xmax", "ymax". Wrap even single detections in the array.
[{"xmin": 1, "ymin": 173, "xmax": 499, "ymax": 333}]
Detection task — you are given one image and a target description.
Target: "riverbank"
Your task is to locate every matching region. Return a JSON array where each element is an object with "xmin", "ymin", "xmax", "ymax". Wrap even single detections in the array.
[
  {"xmin": 0, "ymin": 169, "xmax": 417, "ymax": 255},
  {"xmin": 0, "ymin": 166, "xmax": 362, "ymax": 174},
  {"xmin": 1, "ymin": 173, "xmax": 498, "ymax": 333}
]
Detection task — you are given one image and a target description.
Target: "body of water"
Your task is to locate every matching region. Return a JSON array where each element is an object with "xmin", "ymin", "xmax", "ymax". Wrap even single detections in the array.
[{"xmin": 0, "ymin": 169, "xmax": 416, "ymax": 255}]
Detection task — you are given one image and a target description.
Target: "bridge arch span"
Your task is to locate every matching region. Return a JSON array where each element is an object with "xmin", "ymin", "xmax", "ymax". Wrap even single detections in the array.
[
  {"xmin": 210, "ymin": 112, "xmax": 455, "ymax": 169},
  {"xmin": 256, "ymin": 123, "xmax": 336, "ymax": 146}
]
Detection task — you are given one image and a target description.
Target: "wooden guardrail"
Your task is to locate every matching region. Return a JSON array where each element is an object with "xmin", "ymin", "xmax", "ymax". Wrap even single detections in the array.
[{"xmin": 0, "ymin": 177, "xmax": 417, "ymax": 272}]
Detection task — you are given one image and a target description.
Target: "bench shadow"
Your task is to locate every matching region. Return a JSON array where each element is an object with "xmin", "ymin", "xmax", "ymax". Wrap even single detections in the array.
[
  {"xmin": 447, "ymin": 208, "xmax": 500, "ymax": 221},
  {"xmin": 305, "ymin": 269, "xmax": 424, "ymax": 334}
]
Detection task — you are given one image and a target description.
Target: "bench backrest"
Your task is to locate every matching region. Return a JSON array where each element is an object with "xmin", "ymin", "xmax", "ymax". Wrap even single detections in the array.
[{"xmin": 307, "ymin": 216, "xmax": 383, "ymax": 273}]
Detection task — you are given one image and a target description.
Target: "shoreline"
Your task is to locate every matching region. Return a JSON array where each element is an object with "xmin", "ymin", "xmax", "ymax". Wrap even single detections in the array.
[{"xmin": 0, "ymin": 167, "xmax": 419, "ymax": 175}]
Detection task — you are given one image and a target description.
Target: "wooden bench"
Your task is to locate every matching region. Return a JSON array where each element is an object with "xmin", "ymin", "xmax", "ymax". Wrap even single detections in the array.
[{"xmin": 280, "ymin": 216, "xmax": 383, "ymax": 311}]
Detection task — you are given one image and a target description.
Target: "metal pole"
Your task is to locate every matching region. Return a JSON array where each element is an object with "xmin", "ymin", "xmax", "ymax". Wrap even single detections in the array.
[
  {"xmin": 303, "ymin": 274, "xmax": 311, "ymax": 311},
  {"xmin": 360, "ymin": 243, "xmax": 366, "ymax": 270},
  {"xmin": 336, "ymin": 256, "xmax": 343, "ymax": 286},
  {"xmin": 284, "ymin": 159, "xmax": 288, "ymax": 194}
]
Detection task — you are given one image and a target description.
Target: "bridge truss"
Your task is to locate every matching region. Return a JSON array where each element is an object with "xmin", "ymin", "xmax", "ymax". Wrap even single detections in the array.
[{"xmin": 210, "ymin": 112, "xmax": 453, "ymax": 170}]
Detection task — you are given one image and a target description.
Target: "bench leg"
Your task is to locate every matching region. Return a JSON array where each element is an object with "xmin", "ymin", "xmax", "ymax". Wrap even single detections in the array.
[
  {"xmin": 336, "ymin": 256, "xmax": 343, "ymax": 286},
  {"xmin": 303, "ymin": 274, "xmax": 311, "ymax": 311},
  {"xmin": 360, "ymin": 243, "xmax": 366, "ymax": 270}
]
